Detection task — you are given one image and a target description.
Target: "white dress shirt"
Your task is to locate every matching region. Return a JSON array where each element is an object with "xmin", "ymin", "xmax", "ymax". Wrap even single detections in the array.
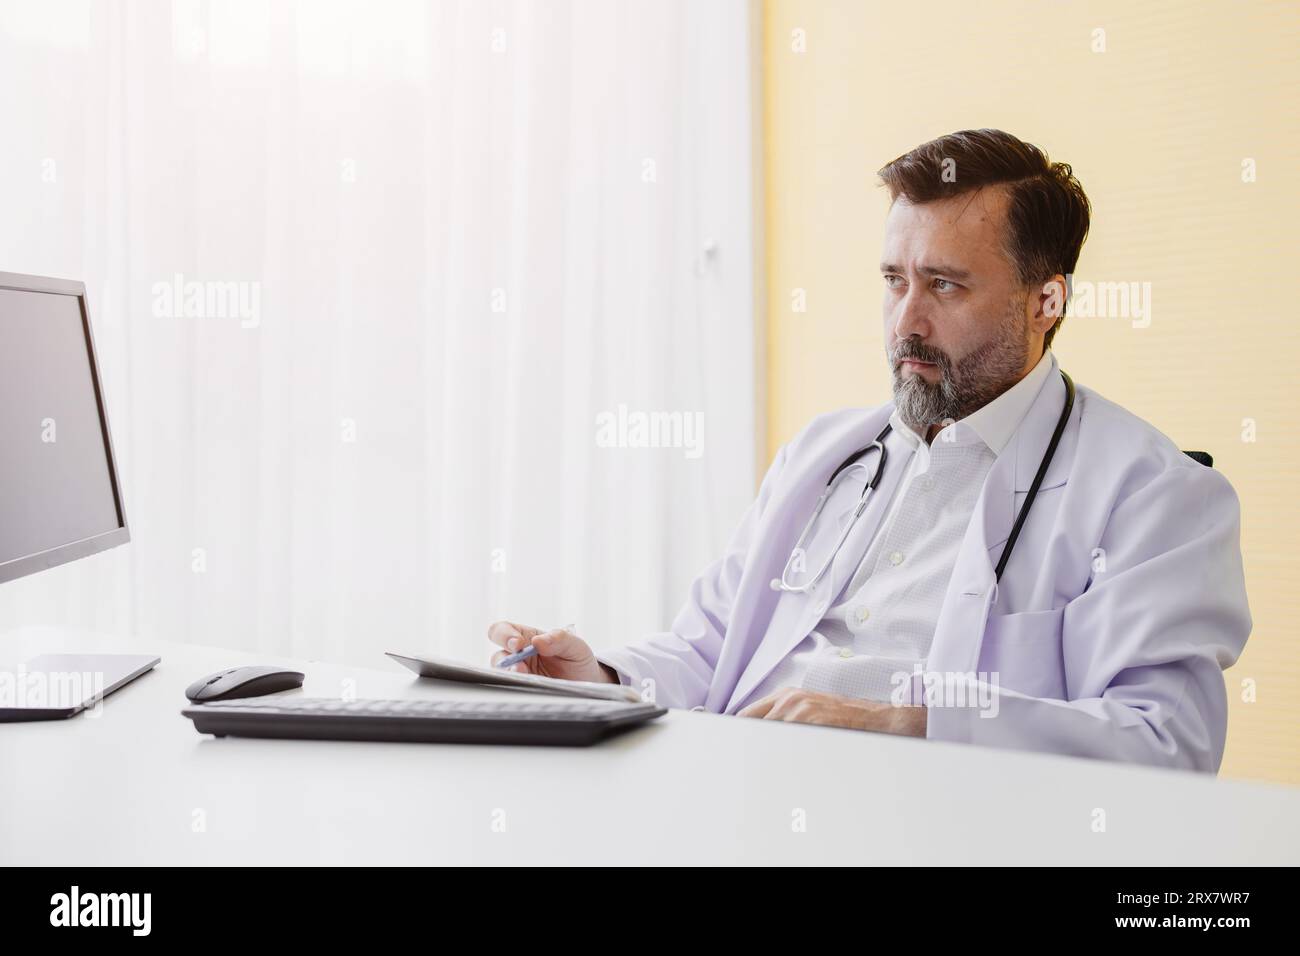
[{"xmin": 741, "ymin": 349, "xmax": 1054, "ymax": 709}]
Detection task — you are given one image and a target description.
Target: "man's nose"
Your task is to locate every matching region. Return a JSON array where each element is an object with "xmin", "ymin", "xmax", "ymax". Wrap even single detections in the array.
[{"xmin": 891, "ymin": 284, "xmax": 931, "ymax": 340}]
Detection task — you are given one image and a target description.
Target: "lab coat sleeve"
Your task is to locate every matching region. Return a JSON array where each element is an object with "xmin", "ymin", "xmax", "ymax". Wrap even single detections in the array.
[
  {"xmin": 926, "ymin": 461, "xmax": 1252, "ymax": 773},
  {"xmin": 595, "ymin": 443, "xmax": 791, "ymax": 710}
]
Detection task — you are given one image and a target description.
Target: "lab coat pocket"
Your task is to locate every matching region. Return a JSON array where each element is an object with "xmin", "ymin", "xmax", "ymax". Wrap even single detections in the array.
[{"xmin": 977, "ymin": 607, "xmax": 1066, "ymax": 700}]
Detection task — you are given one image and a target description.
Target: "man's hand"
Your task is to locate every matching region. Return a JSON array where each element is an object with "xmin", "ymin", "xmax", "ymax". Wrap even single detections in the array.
[
  {"xmin": 487, "ymin": 621, "xmax": 618, "ymax": 684},
  {"xmin": 737, "ymin": 687, "xmax": 926, "ymax": 737}
]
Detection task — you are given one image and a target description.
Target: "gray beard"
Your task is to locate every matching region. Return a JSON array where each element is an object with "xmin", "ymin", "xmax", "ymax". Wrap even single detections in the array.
[{"xmin": 890, "ymin": 302, "xmax": 1031, "ymax": 436}]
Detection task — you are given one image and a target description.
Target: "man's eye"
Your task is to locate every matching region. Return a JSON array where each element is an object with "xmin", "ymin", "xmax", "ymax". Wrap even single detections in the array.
[
  {"xmin": 883, "ymin": 275, "xmax": 903, "ymax": 288},
  {"xmin": 933, "ymin": 278, "xmax": 957, "ymax": 292}
]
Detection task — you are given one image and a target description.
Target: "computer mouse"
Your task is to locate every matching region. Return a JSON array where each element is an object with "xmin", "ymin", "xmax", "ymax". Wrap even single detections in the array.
[{"xmin": 185, "ymin": 665, "xmax": 305, "ymax": 702}]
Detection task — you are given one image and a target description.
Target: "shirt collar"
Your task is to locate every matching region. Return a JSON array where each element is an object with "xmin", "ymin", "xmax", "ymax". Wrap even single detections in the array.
[{"xmin": 887, "ymin": 348, "xmax": 1056, "ymax": 455}]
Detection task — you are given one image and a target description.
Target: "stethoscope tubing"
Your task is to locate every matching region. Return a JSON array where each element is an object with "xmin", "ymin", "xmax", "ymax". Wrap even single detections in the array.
[{"xmin": 771, "ymin": 369, "xmax": 1075, "ymax": 594}]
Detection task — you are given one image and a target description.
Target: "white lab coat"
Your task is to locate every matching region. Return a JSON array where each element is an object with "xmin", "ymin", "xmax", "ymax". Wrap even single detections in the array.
[{"xmin": 598, "ymin": 353, "xmax": 1252, "ymax": 772}]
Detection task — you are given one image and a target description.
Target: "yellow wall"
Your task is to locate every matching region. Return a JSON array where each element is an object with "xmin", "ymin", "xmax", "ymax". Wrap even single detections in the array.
[{"xmin": 761, "ymin": 0, "xmax": 1300, "ymax": 785}]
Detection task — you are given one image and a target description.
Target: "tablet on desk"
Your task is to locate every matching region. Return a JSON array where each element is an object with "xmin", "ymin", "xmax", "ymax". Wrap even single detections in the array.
[
  {"xmin": 385, "ymin": 650, "xmax": 642, "ymax": 704},
  {"xmin": 0, "ymin": 654, "xmax": 159, "ymax": 722}
]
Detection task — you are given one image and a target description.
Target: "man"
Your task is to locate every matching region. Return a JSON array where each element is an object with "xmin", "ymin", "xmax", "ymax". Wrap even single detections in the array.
[{"xmin": 488, "ymin": 129, "xmax": 1251, "ymax": 773}]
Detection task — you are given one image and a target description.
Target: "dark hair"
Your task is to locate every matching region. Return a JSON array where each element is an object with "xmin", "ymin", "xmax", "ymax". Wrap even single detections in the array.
[{"xmin": 877, "ymin": 129, "xmax": 1091, "ymax": 349}]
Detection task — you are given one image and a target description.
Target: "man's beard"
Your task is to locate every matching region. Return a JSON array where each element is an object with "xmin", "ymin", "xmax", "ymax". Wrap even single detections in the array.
[{"xmin": 889, "ymin": 297, "xmax": 1031, "ymax": 436}]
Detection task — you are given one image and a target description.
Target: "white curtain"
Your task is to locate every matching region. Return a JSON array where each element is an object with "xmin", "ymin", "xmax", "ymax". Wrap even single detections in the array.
[{"xmin": 0, "ymin": 0, "xmax": 759, "ymax": 669}]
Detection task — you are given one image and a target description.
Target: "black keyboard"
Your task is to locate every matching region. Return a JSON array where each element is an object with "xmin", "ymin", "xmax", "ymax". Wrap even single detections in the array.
[{"xmin": 182, "ymin": 695, "xmax": 667, "ymax": 746}]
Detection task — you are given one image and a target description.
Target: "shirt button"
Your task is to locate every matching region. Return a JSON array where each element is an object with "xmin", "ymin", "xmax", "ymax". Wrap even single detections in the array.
[
  {"xmin": 919, "ymin": 475, "xmax": 933, "ymax": 490},
  {"xmin": 855, "ymin": 606, "xmax": 871, "ymax": 623},
  {"xmin": 890, "ymin": 551, "xmax": 905, "ymax": 566},
  {"xmin": 838, "ymin": 648, "xmax": 854, "ymax": 659}
]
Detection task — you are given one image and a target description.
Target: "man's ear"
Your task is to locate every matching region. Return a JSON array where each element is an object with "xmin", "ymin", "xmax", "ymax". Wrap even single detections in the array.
[{"xmin": 1028, "ymin": 273, "xmax": 1068, "ymax": 336}]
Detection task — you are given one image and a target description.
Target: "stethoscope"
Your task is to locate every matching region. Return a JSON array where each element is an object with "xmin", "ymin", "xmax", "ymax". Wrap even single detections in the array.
[{"xmin": 770, "ymin": 369, "xmax": 1075, "ymax": 594}]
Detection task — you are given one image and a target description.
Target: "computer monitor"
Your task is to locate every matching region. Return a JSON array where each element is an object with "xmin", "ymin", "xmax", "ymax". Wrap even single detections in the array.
[{"xmin": 0, "ymin": 271, "xmax": 129, "ymax": 584}]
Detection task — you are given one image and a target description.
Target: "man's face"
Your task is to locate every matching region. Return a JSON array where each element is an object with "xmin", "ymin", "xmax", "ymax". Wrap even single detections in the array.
[{"xmin": 879, "ymin": 188, "xmax": 1036, "ymax": 435}]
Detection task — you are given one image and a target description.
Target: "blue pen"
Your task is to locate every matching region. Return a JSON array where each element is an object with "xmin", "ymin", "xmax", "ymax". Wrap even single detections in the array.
[{"xmin": 497, "ymin": 623, "xmax": 576, "ymax": 669}]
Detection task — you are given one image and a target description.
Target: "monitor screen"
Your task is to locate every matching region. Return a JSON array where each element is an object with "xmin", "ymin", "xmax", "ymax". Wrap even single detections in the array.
[{"xmin": 0, "ymin": 276, "xmax": 128, "ymax": 582}]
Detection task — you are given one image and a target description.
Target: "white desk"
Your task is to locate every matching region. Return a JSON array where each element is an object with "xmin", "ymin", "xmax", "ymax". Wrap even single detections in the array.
[{"xmin": 2, "ymin": 624, "xmax": 1297, "ymax": 866}]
